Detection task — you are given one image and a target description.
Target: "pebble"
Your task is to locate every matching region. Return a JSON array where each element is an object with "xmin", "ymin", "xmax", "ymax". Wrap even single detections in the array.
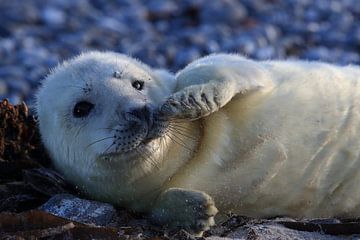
[
  {"xmin": 255, "ymin": 46, "xmax": 276, "ymax": 60},
  {"xmin": 40, "ymin": 194, "xmax": 117, "ymax": 226},
  {"xmin": 0, "ymin": 0, "xmax": 359, "ymax": 105},
  {"xmin": 200, "ymin": 1, "xmax": 248, "ymax": 25},
  {"xmin": 41, "ymin": 7, "xmax": 66, "ymax": 26}
]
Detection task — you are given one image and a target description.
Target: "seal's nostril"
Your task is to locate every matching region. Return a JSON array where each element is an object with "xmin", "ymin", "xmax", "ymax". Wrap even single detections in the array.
[
  {"xmin": 127, "ymin": 106, "xmax": 153, "ymax": 127},
  {"xmin": 128, "ymin": 108, "xmax": 140, "ymax": 119}
]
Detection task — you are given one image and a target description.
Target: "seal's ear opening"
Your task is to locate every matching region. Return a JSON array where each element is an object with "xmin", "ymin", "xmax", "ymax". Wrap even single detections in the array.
[{"xmin": 153, "ymin": 69, "xmax": 177, "ymax": 96}]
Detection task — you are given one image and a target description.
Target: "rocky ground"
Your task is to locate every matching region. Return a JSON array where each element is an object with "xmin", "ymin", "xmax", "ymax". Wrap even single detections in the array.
[
  {"xmin": 1, "ymin": 0, "xmax": 360, "ymax": 239},
  {"xmin": 0, "ymin": 0, "xmax": 359, "ymax": 105}
]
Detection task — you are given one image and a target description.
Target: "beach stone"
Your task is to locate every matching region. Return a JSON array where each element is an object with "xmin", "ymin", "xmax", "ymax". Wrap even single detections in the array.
[{"xmin": 40, "ymin": 194, "xmax": 117, "ymax": 226}]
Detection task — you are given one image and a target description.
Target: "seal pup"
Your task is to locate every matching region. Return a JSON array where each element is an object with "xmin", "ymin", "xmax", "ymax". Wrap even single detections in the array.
[
  {"xmin": 37, "ymin": 52, "xmax": 360, "ymax": 235},
  {"xmin": 36, "ymin": 51, "xmax": 216, "ymax": 235}
]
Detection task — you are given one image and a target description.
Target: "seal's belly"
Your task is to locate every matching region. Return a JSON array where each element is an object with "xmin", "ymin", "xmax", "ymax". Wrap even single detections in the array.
[{"xmin": 171, "ymin": 70, "xmax": 360, "ymax": 218}]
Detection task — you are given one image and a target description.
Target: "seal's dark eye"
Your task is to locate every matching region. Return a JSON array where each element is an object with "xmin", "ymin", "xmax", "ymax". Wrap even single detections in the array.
[
  {"xmin": 73, "ymin": 101, "xmax": 94, "ymax": 118},
  {"xmin": 132, "ymin": 80, "xmax": 144, "ymax": 91}
]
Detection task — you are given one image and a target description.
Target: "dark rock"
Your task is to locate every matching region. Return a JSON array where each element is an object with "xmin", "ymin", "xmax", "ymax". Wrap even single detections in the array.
[{"xmin": 309, "ymin": 218, "xmax": 341, "ymax": 224}]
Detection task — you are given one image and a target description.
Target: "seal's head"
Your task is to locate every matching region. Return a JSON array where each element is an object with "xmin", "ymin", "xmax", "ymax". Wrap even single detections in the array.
[{"xmin": 36, "ymin": 51, "xmax": 176, "ymax": 189}]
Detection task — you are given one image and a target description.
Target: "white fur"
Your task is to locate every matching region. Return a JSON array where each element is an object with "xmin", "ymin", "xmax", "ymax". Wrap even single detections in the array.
[
  {"xmin": 37, "ymin": 52, "xmax": 360, "ymax": 230},
  {"xmin": 36, "ymin": 51, "xmax": 178, "ymax": 207},
  {"xmin": 169, "ymin": 54, "xmax": 360, "ymax": 218}
]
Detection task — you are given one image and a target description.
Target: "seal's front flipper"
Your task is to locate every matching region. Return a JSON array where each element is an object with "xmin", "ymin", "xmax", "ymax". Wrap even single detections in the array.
[
  {"xmin": 160, "ymin": 54, "xmax": 272, "ymax": 120},
  {"xmin": 160, "ymin": 83, "xmax": 232, "ymax": 120},
  {"xmin": 150, "ymin": 188, "xmax": 218, "ymax": 236}
]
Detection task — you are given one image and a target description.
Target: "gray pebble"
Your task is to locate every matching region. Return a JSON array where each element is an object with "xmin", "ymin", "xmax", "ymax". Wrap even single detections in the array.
[
  {"xmin": 255, "ymin": 46, "xmax": 276, "ymax": 60},
  {"xmin": 42, "ymin": 7, "xmax": 66, "ymax": 26},
  {"xmin": 8, "ymin": 94, "xmax": 21, "ymax": 105},
  {"xmin": 40, "ymin": 194, "xmax": 117, "ymax": 226},
  {"xmin": 200, "ymin": 1, "xmax": 248, "ymax": 25}
]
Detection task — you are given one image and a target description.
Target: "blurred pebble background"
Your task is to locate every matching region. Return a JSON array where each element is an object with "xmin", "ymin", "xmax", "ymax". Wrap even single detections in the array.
[{"xmin": 0, "ymin": 0, "xmax": 359, "ymax": 106}]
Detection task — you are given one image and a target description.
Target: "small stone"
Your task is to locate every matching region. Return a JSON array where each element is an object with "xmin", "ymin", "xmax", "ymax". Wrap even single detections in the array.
[
  {"xmin": 8, "ymin": 94, "xmax": 21, "ymax": 105},
  {"xmin": 0, "ymin": 38, "xmax": 15, "ymax": 55},
  {"xmin": 263, "ymin": 25, "xmax": 280, "ymax": 43},
  {"xmin": 99, "ymin": 17, "xmax": 127, "ymax": 33},
  {"xmin": 200, "ymin": 0, "xmax": 248, "ymax": 26},
  {"xmin": 146, "ymin": 0, "xmax": 178, "ymax": 18},
  {"xmin": 206, "ymin": 40, "xmax": 220, "ymax": 52},
  {"xmin": 42, "ymin": 7, "xmax": 66, "ymax": 26},
  {"xmin": 40, "ymin": 194, "xmax": 117, "ymax": 226},
  {"xmin": 255, "ymin": 46, "xmax": 276, "ymax": 60}
]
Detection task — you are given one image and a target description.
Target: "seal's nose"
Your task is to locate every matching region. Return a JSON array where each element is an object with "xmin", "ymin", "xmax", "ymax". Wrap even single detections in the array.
[{"xmin": 127, "ymin": 106, "xmax": 153, "ymax": 128}]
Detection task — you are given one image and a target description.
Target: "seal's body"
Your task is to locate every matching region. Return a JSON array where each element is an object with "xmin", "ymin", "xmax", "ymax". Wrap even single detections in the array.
[
  {"xmin": 169, "ymin": 55, "xmax": 360, "ymax": 218},
  {"xmin": 37, "ymin": 52, "xmax": 360, "ymax": 235}
]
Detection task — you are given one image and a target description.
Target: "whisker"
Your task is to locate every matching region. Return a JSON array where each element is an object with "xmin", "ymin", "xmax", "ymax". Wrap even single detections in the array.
[
  {"xmin": 160, "ymin": 136, "xmax": 166, "ymax": 163},
  {"xmin": 95, "ymin": 126, "xmax": 125, "ymax": 131},
  {"xmin": 142, "ymin": 146, "xmax": 159, "ymax": 170},
  {"xmin": 135, "ymin": 147, "xmax": 158, "ymax": 170},
  {"xmin": 103, "ymin": 141, "xmax": 115, "ymax": 154},
  {"xmin": 168, "ymin": 118, "xmax": 200, "ymax": 124},
  {"xmin": 96, "ymin": 127, "xmax": 117, "ymax": 131},
  {"xmin": 134, "ymin": 148, "xmax": 148, "ymax": 170},
  {"xmin": 167, "ymin": 118, "xmax": 194, "ymax": 124},
  {"xmin": 167, "ymin": 130, "xmax": 196, "ymax": 145},
  {"xmin": 86, "ymin": 136, "xmax": 114, "ymax": 148},
  {"xmin": 75, "ymin": 122, "xmax": 87, "ymax": 138},
  {"xmin": 166, "ymin": 132, "xmax": 193, "ymax": 153},
  {"xmin": 168, "ymin": 123, "xmax": 197, "ymax": 139},
  {"xmin": 61, "ymin": 84, "xmax": 86, "ymax": 90},
  {"xmin": 167, "ymin": 125, "xmax": 197, "ymax": 141},
  {"xmin": 115, "ymin": 109, "xmax": 124, "ymax": 121},
  {"xmin": 168, "ymin": 122, "xmax": 194, "ymax": 132}
]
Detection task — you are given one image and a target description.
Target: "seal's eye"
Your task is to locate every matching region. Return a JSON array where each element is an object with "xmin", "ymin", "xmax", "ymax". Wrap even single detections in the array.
[
  {"xmin": 132, "ymin": 80, "xmax": 144, "ymax": 91},
  {"xmin": 73, "ymin": 101, "xmax": 94, "ymax": 118}
]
